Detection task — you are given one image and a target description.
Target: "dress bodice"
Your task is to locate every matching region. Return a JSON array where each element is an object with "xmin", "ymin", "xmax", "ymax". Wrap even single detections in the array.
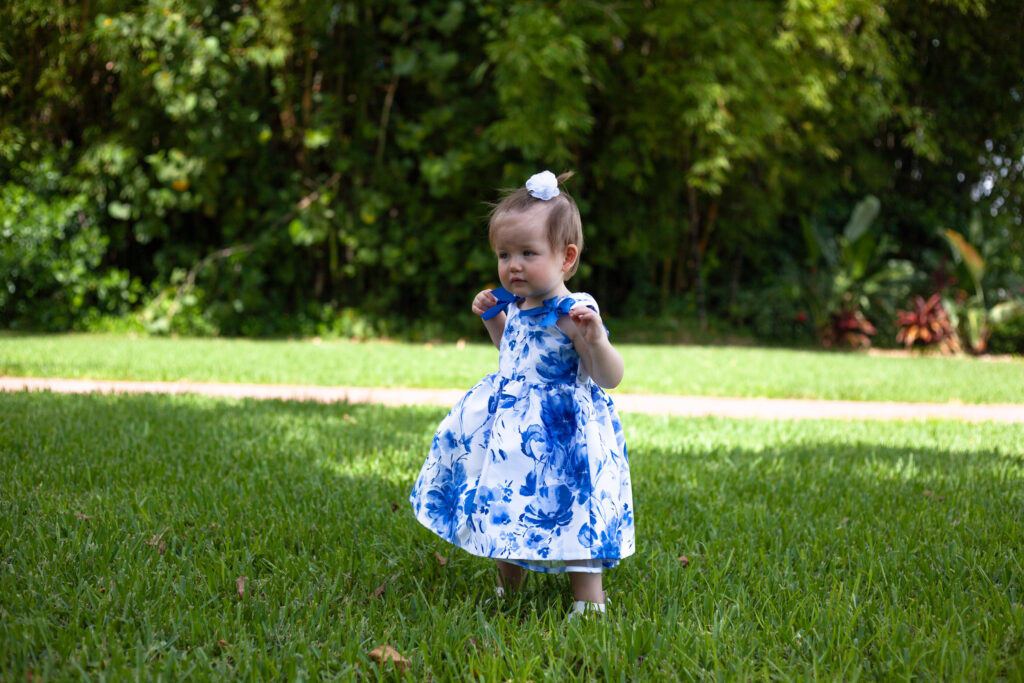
[{"xmin": 497, "ymin": 294, "xmax": 598, "ymax": 386}]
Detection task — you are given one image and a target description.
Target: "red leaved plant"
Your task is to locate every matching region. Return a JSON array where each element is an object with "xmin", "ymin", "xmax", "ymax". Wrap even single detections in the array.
[
  {"xmin": 896, "ymin": 294, "xmax": 960, "ymax": 354},
  {"xmin": 821, "ymin": 308, "xmax": 877, "ymax": 349}
]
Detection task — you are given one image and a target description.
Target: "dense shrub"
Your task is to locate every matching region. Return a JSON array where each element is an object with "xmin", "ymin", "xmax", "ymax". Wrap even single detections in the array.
[{"xmin": 1, "ymin": 159, "xmax": 141, "ymax": 330}]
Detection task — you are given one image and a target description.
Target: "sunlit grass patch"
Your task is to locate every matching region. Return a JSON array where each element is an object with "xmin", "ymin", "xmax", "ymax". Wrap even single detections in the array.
[{"xmin": 3, "ymin": 333, "xmax": 1024, "ymax": 403}]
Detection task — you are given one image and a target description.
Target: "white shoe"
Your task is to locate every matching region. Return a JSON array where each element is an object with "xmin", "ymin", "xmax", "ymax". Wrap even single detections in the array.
[{"xmin": 567, "ymin": 600, "xmax": 606, "ymax": 620}]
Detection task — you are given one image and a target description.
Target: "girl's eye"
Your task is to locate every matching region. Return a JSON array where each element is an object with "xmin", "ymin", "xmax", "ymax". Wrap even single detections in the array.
[
  {"xmin": 523, "ymin": 250, "xmax": 534, "ymax": 256},
  {"xmin": 498, "ymin": 252, "xmax": 509, "ymax": 259}
]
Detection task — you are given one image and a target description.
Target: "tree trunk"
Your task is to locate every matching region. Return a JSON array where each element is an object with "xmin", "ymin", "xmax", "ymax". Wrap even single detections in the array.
[
  {"xmin": 728, "ymin": 245, "xmax": 744, "ymax": 313},
  {"xmin": 687, "ymin": 186, "xmax": 707, "ymax": 332},
  {"xmin": 660, "ymin": 256, "xmax": 672, "ymax": 310}
]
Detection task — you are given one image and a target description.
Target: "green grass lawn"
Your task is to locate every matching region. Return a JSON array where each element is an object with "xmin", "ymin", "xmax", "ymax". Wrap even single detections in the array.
[
  {"xmin": 3, "ymin": 333, "xmax": 1024, "ymax": 403},
  {"xmin": 2, "ymin": 390, "xmax": 1022, "ymax": 679}
]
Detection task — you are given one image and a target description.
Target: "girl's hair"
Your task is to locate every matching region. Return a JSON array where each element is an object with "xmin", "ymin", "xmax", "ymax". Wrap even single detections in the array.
[{"xmin": 488, "ymin": 171, "xmax": 583, "ymax": 278}]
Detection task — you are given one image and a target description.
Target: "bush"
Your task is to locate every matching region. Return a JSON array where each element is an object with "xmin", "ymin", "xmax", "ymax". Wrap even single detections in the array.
[
  {"xmin": 731, "ymin": 286, "xmax": 816, "ymax": 346},
  {"xmin": 987, "ymin": 314, "xmax": 1024, "ymax": 355},
  {"xmin": 0, "ymin": 168, "xmax": 141, "ymax": 330}
]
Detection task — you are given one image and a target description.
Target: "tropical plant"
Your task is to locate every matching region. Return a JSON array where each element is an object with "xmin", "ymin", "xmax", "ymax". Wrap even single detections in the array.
[
  {"xmin": 789, "ymin": 195, "xmax": 916, "ymax": 348},
  {"xmin": 942, "ymin": 217, "xmax": 1024, "ymax": 354},
  {"xmin": 820, "ymin": 309, "xmax": 877, "ymax": 349},
  {"xmin": 895, "ymin": 293, "xmax": 960, "ymax": 354}
]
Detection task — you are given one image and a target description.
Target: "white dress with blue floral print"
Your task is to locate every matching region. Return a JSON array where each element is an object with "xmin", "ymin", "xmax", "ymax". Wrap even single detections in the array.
[{"xmin": 409, "ymin": 292, "xmax": 635, "ymax": 574}]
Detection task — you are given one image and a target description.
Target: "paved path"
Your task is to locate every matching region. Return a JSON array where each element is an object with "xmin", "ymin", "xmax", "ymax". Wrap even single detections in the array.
[{"xmin": 3, "ymin": 377, "xmax": 1023, "ymax": 423}]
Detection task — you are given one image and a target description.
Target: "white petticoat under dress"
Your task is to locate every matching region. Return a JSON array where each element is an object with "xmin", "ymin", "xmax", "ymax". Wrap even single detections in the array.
[{"xmin": 409, "ymin": 290, "xmax": 635, "ymax": 574}]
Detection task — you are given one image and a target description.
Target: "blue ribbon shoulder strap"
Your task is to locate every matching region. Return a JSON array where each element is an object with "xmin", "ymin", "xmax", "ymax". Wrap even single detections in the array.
[
  {"xmin": 557, "ymin": 293, "xmax": 610, "ymax": 337},
  {"xmin": 481, "ymin": 287, "xmax": 522, "ymax": 321},
  {"xmin": 484, "ymin": 290, "xmax": 606, "ymax": 332},
  {"xmin": 517, "ymin": 296, "xmax": 578, "ymax": 327}
]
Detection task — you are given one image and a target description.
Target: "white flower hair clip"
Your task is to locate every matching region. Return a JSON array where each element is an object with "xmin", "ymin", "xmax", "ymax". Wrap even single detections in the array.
[{"xmin": 525, "ymin": 170, "xmax": 560, "ymax": 200}]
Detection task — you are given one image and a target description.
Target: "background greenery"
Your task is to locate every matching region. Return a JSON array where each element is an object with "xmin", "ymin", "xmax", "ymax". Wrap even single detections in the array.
[{"xmin": 2, "ymin": 0, "xmax": 1023, "ymax": 348}]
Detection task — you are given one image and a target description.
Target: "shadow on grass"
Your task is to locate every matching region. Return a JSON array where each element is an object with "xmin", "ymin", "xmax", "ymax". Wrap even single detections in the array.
[
  {"xmin": 5, "ymin": 391, "xmax": 1021, "ymax": 586},
  {"xmin": 0, "ymin": 390, "xmax": 443, "ymax": 588}
]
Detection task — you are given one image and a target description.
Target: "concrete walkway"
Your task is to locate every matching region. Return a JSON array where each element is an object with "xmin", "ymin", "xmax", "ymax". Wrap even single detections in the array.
[{"xmin": 3, "ymin": 377, "xmax": 1023, "ymax": 423}]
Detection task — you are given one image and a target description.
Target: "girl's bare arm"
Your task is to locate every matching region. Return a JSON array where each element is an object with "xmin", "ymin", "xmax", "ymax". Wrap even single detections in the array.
[
  {"xmin": 472, "ymin": 289, "xmax": 505, "ymax": 349},
  {"xmin": 564, "ymin": 306, "xmax": 624, "ymax": 389}
]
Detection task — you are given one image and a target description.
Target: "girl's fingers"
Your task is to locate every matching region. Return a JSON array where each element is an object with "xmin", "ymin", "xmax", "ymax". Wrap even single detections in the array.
[
  {"xmin": 571, "ymin": 308, "xmax": 598, "ymax": 324},
  {"xmin": 570, "ymin": 308, "xmax": 605, "ymax": 342},
  {"xmin": 473, "ymin": 291, "xmax": 498, "ymax": 314}
]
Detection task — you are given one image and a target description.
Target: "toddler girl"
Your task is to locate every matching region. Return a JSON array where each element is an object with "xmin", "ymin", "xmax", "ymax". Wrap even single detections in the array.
[{"xmin": 409, "ymin": 170, "xmax": 634, "ymax": 618}]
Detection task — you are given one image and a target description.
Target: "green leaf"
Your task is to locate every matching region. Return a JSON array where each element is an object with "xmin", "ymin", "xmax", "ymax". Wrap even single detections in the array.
[
  {"xmin": 392, "ymin": 48, "xmax": 419, "ymax": 77},
  {"xmin": 288, "ymin": 218, "xmax": 318, "ymax": 247},
  {"xmin": 844, "ymin": 231, "xmax": 875, "ymax": 281},
  {"xmin": 800, "ymin": 218, "xmax": 822, "ymax": 266},
  {"xmin": 108, "ymin": 201, "xmax": 131, "ymax": 220},
  {"xmin": 943, "ymin": 228, "xmax": 985, "ymax": 290},
  {"xmin": 965, "ymin": 306, "xmax": 987, "ymax": 351},
  {"xmin": 303, "ymin": 128, "xmax": 331, "ymax": 150},
  {"xmin": 842, "ymin": 195, "xmax": 879, "ymax": 244}
]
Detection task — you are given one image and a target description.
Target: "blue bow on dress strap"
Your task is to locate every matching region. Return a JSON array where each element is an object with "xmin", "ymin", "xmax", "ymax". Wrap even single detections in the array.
[
  {"xmin": 518, "ymin": 296, "xmax": 576, "ymax": 327},
  {"xmin": 481, "ymin": 287, "xmax": 522, "ymax": 321}
]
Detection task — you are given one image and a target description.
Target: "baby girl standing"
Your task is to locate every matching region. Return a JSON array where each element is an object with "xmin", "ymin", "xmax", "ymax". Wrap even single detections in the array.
[{"xmin": 409, "ymin": 170, "xmax": 634, "ymax": 618}]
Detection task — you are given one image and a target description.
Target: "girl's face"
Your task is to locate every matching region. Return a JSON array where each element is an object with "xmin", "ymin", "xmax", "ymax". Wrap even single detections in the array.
[{"xmin": 492, "ymin": 205, "xmax": 578, "ymax": 308}]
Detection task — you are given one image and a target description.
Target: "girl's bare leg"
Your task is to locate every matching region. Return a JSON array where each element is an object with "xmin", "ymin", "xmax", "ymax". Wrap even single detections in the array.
[
  {"xmin": 569, "ymin": 571, "xmax": 604, "ymax": 604},
  {"xmin": 496, "ymin": 560, "xmax": 524, "ymax": 592}
]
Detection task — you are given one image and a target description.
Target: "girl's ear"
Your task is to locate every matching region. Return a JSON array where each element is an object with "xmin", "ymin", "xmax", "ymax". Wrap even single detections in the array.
[{"xmin": 562, "ymin": 244, "xmax": 579, "ymax": 273}]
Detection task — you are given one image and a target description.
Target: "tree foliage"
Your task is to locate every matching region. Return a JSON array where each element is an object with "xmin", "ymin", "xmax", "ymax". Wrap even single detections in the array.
[{"xmin": 1, "ymin": 0, "xmax": 1021, "ymax": 343}]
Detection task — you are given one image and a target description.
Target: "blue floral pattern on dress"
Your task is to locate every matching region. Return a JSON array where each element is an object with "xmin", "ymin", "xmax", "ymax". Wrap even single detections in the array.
[{"xmin": 409, "ymin": 292, "xmax": 635, "ymax": 573}]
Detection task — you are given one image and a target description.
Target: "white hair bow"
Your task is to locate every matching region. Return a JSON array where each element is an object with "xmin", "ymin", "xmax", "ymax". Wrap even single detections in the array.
[{"xmin": 525, "ymin": 170, "xmax": 560, "ymax": 200}]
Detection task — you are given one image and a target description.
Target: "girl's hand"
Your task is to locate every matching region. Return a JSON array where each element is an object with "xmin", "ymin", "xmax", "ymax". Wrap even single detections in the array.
[
  {"xmin": 566, "ymin": 303, "xmax": 623, "ymax": 388},
  {"xmin": 569, "ymin": 305, "xmax": 607, "ymax": 345},
  {"xmin": 472, "ymin": 289, "xmax": 498, "ymax": 316}
]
